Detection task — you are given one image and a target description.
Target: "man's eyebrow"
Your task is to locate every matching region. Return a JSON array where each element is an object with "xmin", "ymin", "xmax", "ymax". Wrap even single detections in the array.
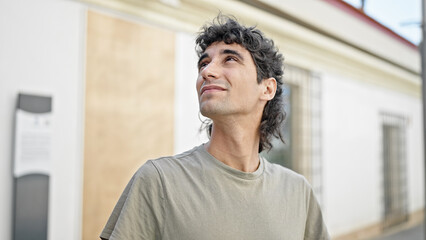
[
  {"xmin": 222, "ymin": 49, "xmax": 244, "ymax": 61},
  {"xmin": 198, "ymin": 53, "xmax": 209, "ymax": 67},
  {"xmin": 197, "ymin": 49, "xmax": 244, "ymax": 67}
]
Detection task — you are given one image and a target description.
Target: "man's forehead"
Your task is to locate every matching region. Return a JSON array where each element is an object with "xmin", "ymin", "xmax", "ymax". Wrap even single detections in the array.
[{"xmin": 201, "ymin": 42, "xmax": 248, "ymax": 55}]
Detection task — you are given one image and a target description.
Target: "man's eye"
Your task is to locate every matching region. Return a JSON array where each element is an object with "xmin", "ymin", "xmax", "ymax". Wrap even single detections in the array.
[
  {"xmin": 225, "ymin": 56, "xmax": 237, "ymax": 62},
  {"xmin": 199, "ymin": 62, "xmax": 208, "ymax": 69}
]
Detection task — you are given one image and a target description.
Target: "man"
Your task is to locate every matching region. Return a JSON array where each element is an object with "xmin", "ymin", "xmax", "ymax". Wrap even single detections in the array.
[{"xmin": 100, "ymin": 15, "xmax": 330, "ymax": 240}]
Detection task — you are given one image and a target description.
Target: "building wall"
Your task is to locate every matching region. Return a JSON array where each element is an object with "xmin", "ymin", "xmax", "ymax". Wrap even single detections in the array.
[
  {"xmin": 174, "ymin": 32, "xmax": 209, "ymax": 154},
  {"xmin": 0, "ymin": 0, "xmax": 86, "ymax": 239},
  {"xmin": 322, "ymin": 71, "xmax": 424, "ymax": 236},
  {"xmin": 83, "ymin": 10, "xmax": 176, "ymax": 239}
]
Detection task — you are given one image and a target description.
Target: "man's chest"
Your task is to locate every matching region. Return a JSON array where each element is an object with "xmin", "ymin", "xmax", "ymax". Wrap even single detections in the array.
[{"xmin": 160, "ymin": 179, "xmax": 307, "ymax": 240}]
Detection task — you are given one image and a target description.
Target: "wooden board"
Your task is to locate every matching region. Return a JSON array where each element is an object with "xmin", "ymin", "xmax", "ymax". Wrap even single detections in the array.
[{"xmin": 83, "ymin": 10, "xmax": 175, "ymax": 240}]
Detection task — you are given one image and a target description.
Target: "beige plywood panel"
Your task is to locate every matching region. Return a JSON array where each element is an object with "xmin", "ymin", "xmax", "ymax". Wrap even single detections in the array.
[{"xmin": 83, "ymin": 11, "xmax": 175, "ymax": 240}]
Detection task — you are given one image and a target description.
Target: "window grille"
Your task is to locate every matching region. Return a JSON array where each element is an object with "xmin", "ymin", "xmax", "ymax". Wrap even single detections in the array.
[
  {"xmin": 380, "ymin": 112, "xmax": 408, "ymax": 229},
  {"xmin": 261, "ymin": 65, "xmax": 323, "ymax": 205}
]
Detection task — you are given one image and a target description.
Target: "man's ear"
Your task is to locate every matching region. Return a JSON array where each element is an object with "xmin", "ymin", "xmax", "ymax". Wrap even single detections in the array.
[{"xmin": 260, "ymin": 77, "xmax": 277, "ymax": 101}]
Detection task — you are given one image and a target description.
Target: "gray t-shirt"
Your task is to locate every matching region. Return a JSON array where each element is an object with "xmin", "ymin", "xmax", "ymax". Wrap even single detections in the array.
[{"xmin": 100, "ymin": 144, "xmax": 330, "ymax": 240}]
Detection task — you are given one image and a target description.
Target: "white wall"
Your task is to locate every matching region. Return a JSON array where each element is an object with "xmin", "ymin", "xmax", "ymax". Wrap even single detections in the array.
[
  {"xmin": 0, "ymin": 0, "xmax": 86, "ymax": 239},
  {"xmin": 174, "ymin": 32, "xmax": 209, "ymax": 153},
  {"xmin": 322, "ymin": 72, "xmax": 424, "ymax": 236}
]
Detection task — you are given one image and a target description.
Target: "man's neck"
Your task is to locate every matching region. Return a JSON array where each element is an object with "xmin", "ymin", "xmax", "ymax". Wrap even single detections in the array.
[{"xmin": 206, "ymin": 116, "xmax": 261, "ymax": 173}]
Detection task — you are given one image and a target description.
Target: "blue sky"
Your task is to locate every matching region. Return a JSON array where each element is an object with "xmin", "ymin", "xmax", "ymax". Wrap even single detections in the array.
[{"xmin": 343, "ymin": 0, "xmax": 421, "ymax": 45}]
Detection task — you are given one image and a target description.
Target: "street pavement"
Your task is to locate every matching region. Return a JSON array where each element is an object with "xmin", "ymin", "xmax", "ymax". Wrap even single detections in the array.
[{"xmin": 372, "ymin": 222, "xmax": 424, "ymax": 240}]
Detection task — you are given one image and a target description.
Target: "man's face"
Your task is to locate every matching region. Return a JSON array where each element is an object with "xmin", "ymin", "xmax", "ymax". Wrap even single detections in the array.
[{"xmin": 196, "ymin": 42, "xmax": 265, "ymax": 119}]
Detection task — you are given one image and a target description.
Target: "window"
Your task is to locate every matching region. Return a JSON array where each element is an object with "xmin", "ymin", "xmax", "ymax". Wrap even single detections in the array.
[
  {"xmin": 381, "ymin": 113, "xmax": 408, "ymax": 229},
  {"xmin": 261, "ymin": 65, "xmax": 323, "ymax": 204},
  {"xmin": 264, "ymin": 83, "xmax": 294, "ymax": 169}
]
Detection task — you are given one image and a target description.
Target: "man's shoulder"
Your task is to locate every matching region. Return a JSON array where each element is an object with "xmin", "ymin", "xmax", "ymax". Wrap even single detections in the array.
[
  {"xmin": 263, "ymin": 159, "xmax": 310, "ymax": 187},
  {"xmin": 151, "ymin": 144, "xmax": 202, "ymax": 164},
  {"xmin": 138, "ymin": 144, "xmax": 206, "ymax": 175}
]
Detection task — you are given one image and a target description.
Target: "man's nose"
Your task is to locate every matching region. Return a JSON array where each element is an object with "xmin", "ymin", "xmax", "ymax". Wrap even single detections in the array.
[{"xmin": 201, "ymin": 61, "xmax": 219, "ymax": 80}]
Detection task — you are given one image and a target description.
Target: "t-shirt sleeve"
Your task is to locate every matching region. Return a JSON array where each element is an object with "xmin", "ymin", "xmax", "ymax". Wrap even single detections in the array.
[
  {"xmin": 304, "ymin": 184, "xmax": 330, "ymax": 240},
  {"xmin": 100, "ymin": 160, "xmax": 165, "ymax": 240}
]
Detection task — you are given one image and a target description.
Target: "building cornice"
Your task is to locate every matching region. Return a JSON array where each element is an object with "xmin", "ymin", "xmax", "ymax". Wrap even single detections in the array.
[{"xmin": 74, "ymin": 0, "xmax": 421, "ymax": 97}]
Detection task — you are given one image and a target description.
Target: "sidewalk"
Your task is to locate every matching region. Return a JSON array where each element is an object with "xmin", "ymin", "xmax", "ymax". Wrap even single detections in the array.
[{"xmin": 371, "ymin": 222, "xmax": 424, "ymax": 240}]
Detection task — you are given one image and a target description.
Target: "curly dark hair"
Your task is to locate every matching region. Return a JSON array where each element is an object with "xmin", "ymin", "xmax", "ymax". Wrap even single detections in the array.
[{"xmin": 195, "ymin": 15, "xmax": 285, "ymax": 153}]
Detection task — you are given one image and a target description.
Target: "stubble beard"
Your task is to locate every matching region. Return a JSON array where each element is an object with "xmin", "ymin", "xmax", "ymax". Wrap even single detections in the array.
[
  {"xmin": 199, "ymin": 98, "xmax": 232, "ymax": 119},
  {"xmin": 200, "ymin": 103, "xmax": 223, "ymax": 118}
]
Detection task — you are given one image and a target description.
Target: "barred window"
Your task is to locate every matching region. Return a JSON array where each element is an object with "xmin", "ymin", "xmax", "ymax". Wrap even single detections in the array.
[
  {"xmin": 380, "ymin": 112, "xmax": 408, "ymax": 229},
  {"xmin": 261, "ymin": 65, "xmax": 323, "ymax": 205}
]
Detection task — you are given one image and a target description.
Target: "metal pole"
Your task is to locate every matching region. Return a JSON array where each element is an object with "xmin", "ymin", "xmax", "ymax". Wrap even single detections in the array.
[{"xmin": 422, "ymin": 0, "xmax": 426, "ymax": 239}]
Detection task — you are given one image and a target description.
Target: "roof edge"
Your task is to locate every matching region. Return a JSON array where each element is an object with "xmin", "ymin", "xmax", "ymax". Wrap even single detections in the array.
[{"xmin": 322, "ymin": 0, "xmax": 418, "ymax": 50}]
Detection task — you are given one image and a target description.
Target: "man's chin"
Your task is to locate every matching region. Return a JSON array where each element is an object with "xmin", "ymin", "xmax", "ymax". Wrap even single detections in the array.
[{"xmin": 200, "ymin": 107, "xmax": 221, "ymax": 118}]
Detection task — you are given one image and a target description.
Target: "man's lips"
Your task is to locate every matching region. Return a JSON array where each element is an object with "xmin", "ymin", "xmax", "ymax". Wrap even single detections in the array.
[{"xmin": 200, "ymin": 85, "xmax": 226, "ymax": 95}]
